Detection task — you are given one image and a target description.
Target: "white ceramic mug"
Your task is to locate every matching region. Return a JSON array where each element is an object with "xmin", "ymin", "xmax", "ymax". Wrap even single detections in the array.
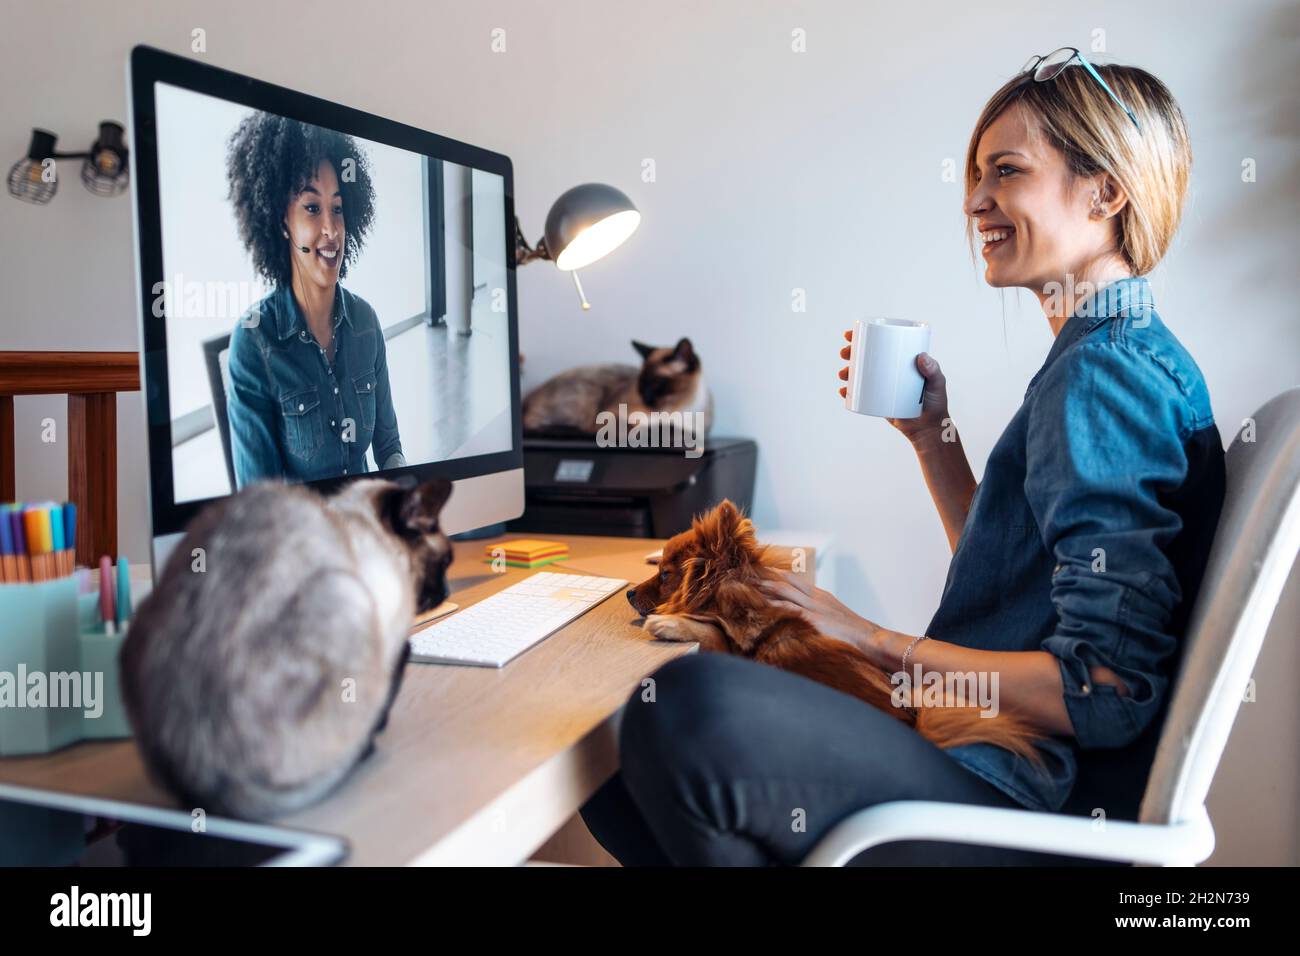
[{"xmin": 844, "ymin": 318, "xmax": 931, "ymax": 419}]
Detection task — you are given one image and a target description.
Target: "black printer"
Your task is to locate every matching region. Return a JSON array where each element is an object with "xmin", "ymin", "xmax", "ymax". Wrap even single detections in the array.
[{"xmin": 506, "ymin": 435, "xmax": 757, "ymax": 538}]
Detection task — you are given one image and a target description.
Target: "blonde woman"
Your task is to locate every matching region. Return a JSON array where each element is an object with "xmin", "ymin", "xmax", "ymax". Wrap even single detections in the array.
[{"xmin": 581, "ymin": 50, "xmax": 1226, "ymax": 866}]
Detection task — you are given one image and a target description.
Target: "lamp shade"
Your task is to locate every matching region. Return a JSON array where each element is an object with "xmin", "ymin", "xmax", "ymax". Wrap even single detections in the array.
[
  {"xmin": 80, "ymin": 121, "xmax": 129, "ymax": 197},
  {"xmin": 543, "ymin": 183, "xmax": 641, "ymax": 271},
  {"xmin": 6, "ymin": 130, "xmax": 59, "ymax": 205}
]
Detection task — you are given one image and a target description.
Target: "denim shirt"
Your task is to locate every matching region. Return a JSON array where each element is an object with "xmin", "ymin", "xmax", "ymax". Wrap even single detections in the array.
[
  {"xmin": 226, "ymin": 284, "xmax": 403, "ymax": 488},
  {"xmin": 930, "ymin": 277, "xmax": 1225, "ymax": 820}
]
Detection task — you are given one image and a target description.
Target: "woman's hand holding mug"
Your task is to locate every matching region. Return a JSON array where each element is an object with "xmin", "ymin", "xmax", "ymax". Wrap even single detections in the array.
[{"xmin": 838, "ymin": 328, "xmax": 951, "ymax": 445}]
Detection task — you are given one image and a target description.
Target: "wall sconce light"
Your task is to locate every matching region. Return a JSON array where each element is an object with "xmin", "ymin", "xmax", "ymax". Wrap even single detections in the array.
[
  {"xmin": 7, "ymin": 122, "xmax": 130, "ymax": 205},
  {"xmin": 515, "ymin": 183, "xmax": 640, "ymax": 310}
]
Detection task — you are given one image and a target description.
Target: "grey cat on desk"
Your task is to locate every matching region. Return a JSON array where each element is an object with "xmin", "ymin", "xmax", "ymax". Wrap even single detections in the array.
[
  {"xmin": 119, "ymin": 477, "xmax": 453, "ymax": 821},
  {"xmin": 521, "ymin": 337, "xmax": 713, "ymax": 437}
]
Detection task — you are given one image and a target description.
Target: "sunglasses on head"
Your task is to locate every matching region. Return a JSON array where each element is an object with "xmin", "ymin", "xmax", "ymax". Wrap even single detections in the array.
[{"xmin": 1021, "ymin": 47, "xmax": 1142, "ymax": 132}]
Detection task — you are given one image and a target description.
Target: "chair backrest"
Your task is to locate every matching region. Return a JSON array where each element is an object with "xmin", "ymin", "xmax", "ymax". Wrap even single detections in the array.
[
  {"xmin": 1140, "ymin": 387, "xmax": 1300, "ymax": 825},
  {"xmin": 201, "ymin": 332, "xmax": 236, "ymax": 492},
  {"xmin": 0, "ymin": 351, "xmax": 140, "ymax": 566}
]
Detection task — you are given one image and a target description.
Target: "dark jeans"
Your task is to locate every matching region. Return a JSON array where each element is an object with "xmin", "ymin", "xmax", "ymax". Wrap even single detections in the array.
[{"xmin": 580, "ymin": 654, "xmax": 1113, "ymax": 866}]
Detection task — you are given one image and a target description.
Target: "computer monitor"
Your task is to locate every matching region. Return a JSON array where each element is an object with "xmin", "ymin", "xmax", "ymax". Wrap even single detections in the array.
[{"xmin": 127, "ymin": 46, "xmax": 523, "ymax": 568}]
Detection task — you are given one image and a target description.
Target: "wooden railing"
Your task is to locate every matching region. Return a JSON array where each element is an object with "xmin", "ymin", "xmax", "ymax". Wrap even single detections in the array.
[{"xmin": 0, "ymin": 351, "xmax": 141, "ymax": 567}]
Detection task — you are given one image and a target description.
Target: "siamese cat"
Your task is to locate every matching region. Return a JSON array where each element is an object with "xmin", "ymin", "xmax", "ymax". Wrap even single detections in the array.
[
  {"xmin": 120, "ymin": 477, "xmax": 453, "ymax": 821},
  {"xmin": 522, "ymin": 337, "xmax": 713, "ymax": 437}
]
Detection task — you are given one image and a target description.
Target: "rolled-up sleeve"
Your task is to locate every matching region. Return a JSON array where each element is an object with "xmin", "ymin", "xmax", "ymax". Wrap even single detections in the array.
[{"xmin": 1025, "ymin": 340, "xmax": 1191, "ymax": 750}]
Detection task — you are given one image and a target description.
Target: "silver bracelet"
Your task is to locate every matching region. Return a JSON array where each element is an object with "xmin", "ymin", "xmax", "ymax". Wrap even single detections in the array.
[{"xmin": 900, "ymin": 634, "xmax": 929, "ymax": 676}]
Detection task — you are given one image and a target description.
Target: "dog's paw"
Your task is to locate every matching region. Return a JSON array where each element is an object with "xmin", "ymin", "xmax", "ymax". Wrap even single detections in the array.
[
  {"xmin": 644, "ymin": 614, "xmax": 729, "ymax": 651},
  {"xmin": 644, "ymin": 614, "xmax": 689, "ymax": 642}
]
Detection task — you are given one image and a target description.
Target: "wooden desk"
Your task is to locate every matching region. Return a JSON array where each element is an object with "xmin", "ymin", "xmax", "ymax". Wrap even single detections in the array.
[{"xmin": 0, "ymin": 534, "xmax": 690, "ymax": 866}]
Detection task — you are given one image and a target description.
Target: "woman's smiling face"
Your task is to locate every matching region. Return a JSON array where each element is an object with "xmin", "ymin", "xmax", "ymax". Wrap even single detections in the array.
[
  {"xmin": 284, "ymin": 159, "xmax": 344, "ymax": 290},
  {"xmin": 963, "ymin": 105, "xmax": 1115, "ymax": 293}
]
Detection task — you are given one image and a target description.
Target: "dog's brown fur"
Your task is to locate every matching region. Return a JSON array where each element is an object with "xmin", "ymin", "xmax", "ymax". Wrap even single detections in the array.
[{"xmin": 627, "ymin": 500, "xmax": 1046, "ymax": 766}]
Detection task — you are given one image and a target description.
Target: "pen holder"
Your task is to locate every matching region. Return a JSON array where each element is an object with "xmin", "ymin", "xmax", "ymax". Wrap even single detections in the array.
[
  {"xmin": 76, "ymin": 593, "xmax": 133, "ymax": 741},
  {"xmin": 0, "ymin": 577, "xmax": 133, "ymax": 757}
]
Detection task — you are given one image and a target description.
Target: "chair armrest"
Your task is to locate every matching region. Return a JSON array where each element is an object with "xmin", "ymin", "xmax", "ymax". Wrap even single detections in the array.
[{"xmin": 800, "ymin": 800, "xmax": 1214, "ymax": 867}]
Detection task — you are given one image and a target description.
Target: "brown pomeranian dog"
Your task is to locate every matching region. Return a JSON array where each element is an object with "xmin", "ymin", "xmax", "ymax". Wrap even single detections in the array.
[{"xmin": 626, "ymin": 500, "xmax": 1046, "ymax": 765}]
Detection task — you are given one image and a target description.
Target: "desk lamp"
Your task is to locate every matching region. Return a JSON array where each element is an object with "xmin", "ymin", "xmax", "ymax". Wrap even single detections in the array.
[{"xmin": 515, "ymin": 183, "xmax": 640, "ymax": 310}]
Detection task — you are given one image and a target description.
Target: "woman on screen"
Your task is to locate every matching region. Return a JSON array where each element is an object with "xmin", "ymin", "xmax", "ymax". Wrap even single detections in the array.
[{"xmin": 225, "ymin": 114, "xmax": 405, "ymax": 487}]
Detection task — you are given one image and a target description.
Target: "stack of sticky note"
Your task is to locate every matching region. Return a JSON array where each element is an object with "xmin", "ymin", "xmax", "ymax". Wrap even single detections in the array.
[{"xmin": 485, "ymin": 539, "xmax": 569, "ymax": 569}]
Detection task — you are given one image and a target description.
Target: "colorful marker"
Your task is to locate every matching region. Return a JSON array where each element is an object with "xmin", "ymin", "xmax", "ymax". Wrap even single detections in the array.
[
  {"xmin": 116, "ymin": 556, "xmax": 131, "ymax": 630},
  {"xmin": 9, "ymin": 510, "xmax": 29, "ymax": 582},
  {"xmin": 63, "ymin": 502, "xmax": 77, "ymax": 575},
  {"xmin": 23, "ymin": 508, "xmax": 51, "ymax": 582},
  {"xmin": 48, "ymin": 504, "xmax": 65, "ymax": 578},
  {"xmin": 37, "ymin": 507, "xmax": 55, "ymax": 581},
  {"xmin": 0, "ymin": 511, "xmax": 12, "ymax": 583},
  {"xmin": 99, "ymin": 555, "xmax": 117, "ymax": 634},
  {"xmin": 0, "ymin": 501, "xmax": 85, "ymax": 584}
]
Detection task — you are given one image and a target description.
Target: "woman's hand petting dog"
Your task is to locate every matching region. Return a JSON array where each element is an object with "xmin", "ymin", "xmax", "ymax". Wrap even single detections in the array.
[
  {"xmin": 630, "ymin": 500, "xmax": 1048, "ymax": 764},
  {"xmin": 758, "ymin": 568, "xmax": 880, "ymax": 659}
]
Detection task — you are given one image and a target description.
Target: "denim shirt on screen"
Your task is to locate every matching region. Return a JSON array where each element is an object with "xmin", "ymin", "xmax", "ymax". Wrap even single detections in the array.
[
  {"xmin": 931, "ymin": 276, "xmax": 1225, "ymax": 819},
  {"xmin": 226, "ymin": 284, "xmax": 403, "ymax": 488}
]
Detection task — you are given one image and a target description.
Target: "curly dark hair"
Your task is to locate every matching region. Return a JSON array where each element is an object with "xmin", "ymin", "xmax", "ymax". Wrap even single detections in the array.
[{"xmin": 226, "ymin": 112, "xmax": 376, "ymax": 286}]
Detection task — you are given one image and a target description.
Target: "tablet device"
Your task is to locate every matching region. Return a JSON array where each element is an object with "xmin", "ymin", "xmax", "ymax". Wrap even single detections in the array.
[{"xmin": 0, "ymin": 783, "xmax": 347, "ymax": 866}]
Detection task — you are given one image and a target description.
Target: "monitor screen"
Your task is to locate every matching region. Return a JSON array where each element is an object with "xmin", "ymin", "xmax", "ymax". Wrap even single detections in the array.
[{"xmin": 130, "ymin": 48, "xmax": 521, "ymax": 536}]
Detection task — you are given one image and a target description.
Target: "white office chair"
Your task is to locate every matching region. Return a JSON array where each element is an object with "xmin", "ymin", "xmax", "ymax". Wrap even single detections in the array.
[{"xmin": 803, "ymin": 387, "xmax": 1300, "ymax": 867}]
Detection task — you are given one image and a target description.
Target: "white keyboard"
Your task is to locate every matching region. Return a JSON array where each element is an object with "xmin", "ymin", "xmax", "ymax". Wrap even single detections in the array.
[{"xmin": 409, "ymin": 570, "xmax": 629, "ymax": 667}]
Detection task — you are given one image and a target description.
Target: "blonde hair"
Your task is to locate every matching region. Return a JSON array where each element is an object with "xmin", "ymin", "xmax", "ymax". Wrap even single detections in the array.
[{"xmin": 965, "ymin": 62, "xmax": 1192, "ymax": 275}]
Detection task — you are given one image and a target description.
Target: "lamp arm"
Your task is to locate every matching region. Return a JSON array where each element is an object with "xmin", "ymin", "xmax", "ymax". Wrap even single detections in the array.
[{"xmin": 514, "ymin": 216, "xmax": 552, "ymax": 265}]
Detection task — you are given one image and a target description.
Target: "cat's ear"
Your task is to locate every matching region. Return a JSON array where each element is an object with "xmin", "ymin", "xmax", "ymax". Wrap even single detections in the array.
[
  {"xmin": 383, "ymin": 478, "xmax": 452, "ymax": 536},
  {"xmin": 671, "ymin": 337, "xmax": 698, "ymax": 371},
  {"xmin": 631, "ymin": 340, "xmax": 657, "ymax": 360}
]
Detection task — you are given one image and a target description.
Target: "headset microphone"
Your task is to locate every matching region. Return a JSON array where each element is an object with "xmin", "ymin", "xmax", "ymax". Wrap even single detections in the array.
[{"xmin": 283, "ymin": 222, "xmax": 311, "ymax": 254}]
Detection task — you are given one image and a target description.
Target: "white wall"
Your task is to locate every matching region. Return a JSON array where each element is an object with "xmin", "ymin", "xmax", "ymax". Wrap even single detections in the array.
[{"xmin": 2, "ymin": 0, "xmax": 1296, "ymax": 863}]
